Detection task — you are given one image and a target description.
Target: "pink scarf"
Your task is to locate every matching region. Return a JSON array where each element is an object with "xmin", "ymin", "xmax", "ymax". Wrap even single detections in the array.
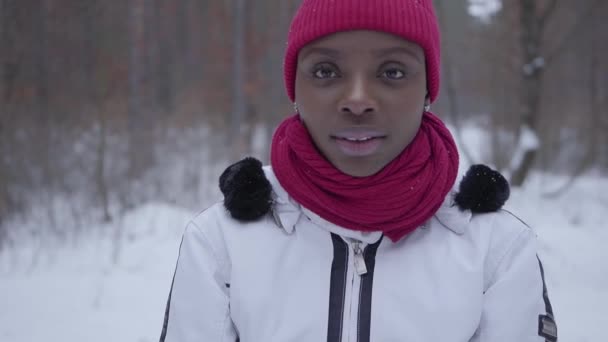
[{"xmin": 270, "ymin": 112, "xmax": 459, "ymax": 242}]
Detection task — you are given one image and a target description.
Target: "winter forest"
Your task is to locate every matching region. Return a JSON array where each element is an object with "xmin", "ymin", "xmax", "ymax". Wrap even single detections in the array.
[{"xmin": 1, "ymin": 0, "xmax": 607, "ymax": 341}]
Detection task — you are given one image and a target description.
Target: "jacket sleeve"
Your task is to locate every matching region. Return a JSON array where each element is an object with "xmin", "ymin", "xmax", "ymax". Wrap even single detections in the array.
[
  {"xmin": 159, "ymin": 221, "xmax": 238, "ymax": 342},
  {"xmin": 471, "ymin": 226, "xmax": 557, "ymax": 342}
]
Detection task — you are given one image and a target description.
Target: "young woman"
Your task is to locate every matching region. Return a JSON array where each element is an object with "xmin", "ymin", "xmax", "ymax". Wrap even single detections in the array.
[{"xmin": 160, "ymin": 0, "xmax": 557, "ymax": 341}]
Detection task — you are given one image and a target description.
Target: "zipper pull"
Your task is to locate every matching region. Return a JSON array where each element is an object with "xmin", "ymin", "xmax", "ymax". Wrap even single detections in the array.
[{"xmin": 353, "ymin": 242, "xmax": 368, "ymax": 275}]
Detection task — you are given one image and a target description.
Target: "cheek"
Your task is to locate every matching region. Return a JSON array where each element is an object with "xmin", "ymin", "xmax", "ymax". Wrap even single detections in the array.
[
  {"xmin": 299, "ymin": 112, "xmax": 328, "ymax": 140},
  {"xmin": 295, "ymin": 72, "xmax": 339, "ymax": 109},
  {"xmin": 390, "ymin": 107, "xmax": 424, "ymax": 143}
]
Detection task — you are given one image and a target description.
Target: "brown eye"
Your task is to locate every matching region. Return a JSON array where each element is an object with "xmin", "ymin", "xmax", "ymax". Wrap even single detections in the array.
[
  {"xmin": 313, "ymin": 64, "xmax": 339, "ymax": 79},
  {"xmin": 381, "ymin": 68, "xmax": 406, "ymax": 80}
]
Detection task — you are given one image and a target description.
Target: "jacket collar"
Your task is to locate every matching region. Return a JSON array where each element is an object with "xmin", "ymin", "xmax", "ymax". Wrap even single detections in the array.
[
  {"xmin": 264, "ymin": 166, "xmax": 301, "ymax": 235},
  {"xmin": 432, "ymin": 194, "xmax": 472, "ymax": 235},
  {"xmin": 264, "ymin": 166, "xmax": 470, "ymax": 240}
]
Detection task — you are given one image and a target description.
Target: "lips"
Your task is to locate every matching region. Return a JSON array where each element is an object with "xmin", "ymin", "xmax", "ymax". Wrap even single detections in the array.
[
  {"xmin": 331, "ymin": 130, "xmax": 386, "ymax": 157},
  {"xmin": 340, "ymin": 136, "xmax": 375, "ymax": 142}
]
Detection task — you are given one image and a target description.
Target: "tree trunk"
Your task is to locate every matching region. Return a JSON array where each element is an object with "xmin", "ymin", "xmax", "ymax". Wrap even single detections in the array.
[
  {"xmin": 544, "ymin": 15, "xmax": 601, "ymax": 197},
  {"xmin": 434, "ymin": 0, "xmax": 475, "ymax": 166},
  {"xmin": 96, "ymin": 113, "xmax": 112, "ymax": 222},
  {"xmin": 1, "ymin": 0, "xmax": 17, "ymax": 102},
  {"xmin": 154, "ymin": 0, "xmax": 173, "ymax": 115},
  {"xmin": 128, "ymin": 0, "xmax": 151, "ymax": 184},
  {"xmin": 0, "ymin": 0, "xmax": 13, "ymax": 235},
  {"xmin": 36, "ymin": 0, "xmax": 54, "ymax": 190},
  {"xmin": 510, "ymin": 0, "xmax": 546, "ymax": 186},
  {"xmin": 176, "ymin": 0, "xmax": 191, "ymax": 82},
  {"xmin": 259, "ymin": 0, "xmax": 292, "ymax": 162},
  {"xmin": 230, "ymin": 0, "xmax": 247, "ymax": 160}
]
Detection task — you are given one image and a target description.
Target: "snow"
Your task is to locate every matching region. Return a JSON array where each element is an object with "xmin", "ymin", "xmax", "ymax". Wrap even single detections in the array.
[
  {"xmin": 507, "ymin": 125, "xmax": 541, "ymax": 177},
  {"xmin": 468, "ymin": 0, "xmax": 502, "ymax": 23},
  {"xmin": 524, "ymin": 56, "xmax": 547, "ymax": 75},
  {"xmin": 506, "ymin": 173, "xmax": 608, "ymax": 341},
  {"xmin": 0, "ymin": 203, "xmax": 192, "ymax": 342},
  {"xmin": 1, "ymin": 125, "xmax": 608, "ymax": 342}
]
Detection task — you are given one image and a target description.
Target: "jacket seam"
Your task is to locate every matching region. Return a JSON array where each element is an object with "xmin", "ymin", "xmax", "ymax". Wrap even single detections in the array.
[
  {"xmin": 159, "ymin": 234, "xmax": 186, "ymax": 342},
  {"xmin": 486, "ymin": 227, "xmax": 531, "ymax": 287},
  {"xmin": 500, "ymin": 209, "xmax": 532, "ymax": 229},
  {"xmin": 434, "ymin": 213, "xmax": 467, "ymax": 234},
  {"xmin": 189, "ymin": 219, "xmax": 233, "ymax": 340},
  {"xmin": 220, "ymin": 313, "xmax": 234, "ymax": 342},
  {"xmin": 189, "ymin": 218, "xmax": 228, "ymax": 274}
]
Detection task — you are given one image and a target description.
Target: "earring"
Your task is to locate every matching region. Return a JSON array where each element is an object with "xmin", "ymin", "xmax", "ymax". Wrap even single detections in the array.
[
  {"xmin": 293, "ymin": 102, "xmax": 300, "ymax": 114},
  {"xmin": 424, "ymin": 102, "xmax": 431, "ymax": 112}
]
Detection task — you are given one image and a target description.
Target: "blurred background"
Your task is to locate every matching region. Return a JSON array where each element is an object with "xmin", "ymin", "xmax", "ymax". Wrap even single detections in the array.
[{"xmin": 0, "ymin": 0, "xmax": 607, "ymax": 341}]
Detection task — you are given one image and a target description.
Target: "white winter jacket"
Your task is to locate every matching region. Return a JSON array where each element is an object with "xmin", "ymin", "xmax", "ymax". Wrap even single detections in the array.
[{"xmin": 160, "ymin": 167, "xmax": 557, "ymax": 342}]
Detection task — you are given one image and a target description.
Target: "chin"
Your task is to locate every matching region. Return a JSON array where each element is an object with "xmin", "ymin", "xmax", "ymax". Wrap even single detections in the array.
[{"xmin": 335, "ymin": 161, "xmax": 385, "ymax": 178}]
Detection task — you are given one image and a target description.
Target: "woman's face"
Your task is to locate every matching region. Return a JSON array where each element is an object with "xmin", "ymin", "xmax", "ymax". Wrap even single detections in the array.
[{"xmin": 295, "ymin": 30, "xmax": 428, "ymax": 177}]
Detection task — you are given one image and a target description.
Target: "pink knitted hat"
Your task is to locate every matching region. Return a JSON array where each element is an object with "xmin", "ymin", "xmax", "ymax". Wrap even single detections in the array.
[{"xmin": 284, "ymin": 0, "xmax": 441, "ymax": 103}]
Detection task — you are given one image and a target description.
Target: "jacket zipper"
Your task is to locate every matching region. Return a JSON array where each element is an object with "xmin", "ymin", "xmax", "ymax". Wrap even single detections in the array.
[
  {"xmin": 353, "ymin": 241, "xmax": 368, "ymax": 276},
  {"xmin": 344, "ymin": 239, "xmax": 367, "ymax": 342},
  {"xmin": 328, "ymin": 235, "xmax": 381, "ymax": 342}
]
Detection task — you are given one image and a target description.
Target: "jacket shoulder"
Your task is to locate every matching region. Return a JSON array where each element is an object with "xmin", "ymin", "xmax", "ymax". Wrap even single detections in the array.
[
  {"xmin": 190, "ymin": 201, "xmax": 262, "ymax": 239},
  {"xmin": 470, "ymin": 209, "xmax": 535, "ymax": 258},
  {"xmin": 190, "ymin": 199, "xmax": 288, "ymax": 248},
  {"xmin": 191, "ymin": 202, "xmax": 231, "ymax": 229},
  {"xmin": 471, "ymin": 209, "xmax": 531, "ymax": 233},
  {"xmin": 472, "ymin": 210, "xmax": 537, "ymax": 289},
  {"xmin": 186, "ymin": 203, "xmax": 233, "ymax": 256}
]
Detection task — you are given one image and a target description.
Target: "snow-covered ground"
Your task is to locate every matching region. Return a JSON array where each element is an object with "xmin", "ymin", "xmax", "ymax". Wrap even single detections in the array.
[
  {"xmin": 1, "ymin": 127, "xmax": 607, "ymax": 342},
  {"xmin": 0, "ymin": 203, "xmax": 192, "ymax": 342},
  {"xmin": 508, "ymin": 173, "xmax": 608, "ymax": 341}
]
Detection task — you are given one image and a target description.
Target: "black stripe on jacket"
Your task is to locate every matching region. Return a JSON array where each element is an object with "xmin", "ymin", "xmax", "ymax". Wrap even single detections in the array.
[
  {"xmin": 327, "ymin": 234, "xmax": 350, "ymax": 342},
  {"xmin": 326, "ymin": 234, "xmax": 383, "ymax": 342},
  {"xmin": 159, "ymin": 236, "xmax": 185, "ymax": 342},
  {"xmin": 537, "ymin": 257, "xmax": 557, "ymax": 342},
  {"xmin": 357, "ymin": 238, "xmax": 382, "ymax": 342}
]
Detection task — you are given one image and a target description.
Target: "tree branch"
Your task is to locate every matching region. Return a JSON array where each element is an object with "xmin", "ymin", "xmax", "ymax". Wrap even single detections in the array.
[
  {"xmin": 545, "ymin": 0, "xmax": 603, "ymax": 67},
  {"xmin": 539, "ymin": 0, "xmax": 559, "ymax": 29}
]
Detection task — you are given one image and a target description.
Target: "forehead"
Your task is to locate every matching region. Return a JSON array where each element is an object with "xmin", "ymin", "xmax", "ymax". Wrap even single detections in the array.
[{"xmin": 299, "ymin": 30, "xmax": 424, "ymax": 61}]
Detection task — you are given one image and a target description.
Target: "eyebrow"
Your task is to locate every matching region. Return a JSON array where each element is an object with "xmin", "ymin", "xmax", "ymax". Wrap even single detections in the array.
[
  {"xmin": 299, "ymin": 47, "xmax": 342, "ymax": 60},
  {"xmin": 372, "ymin": 47, "xmax": 424, "ymax": 63},
  {"xmin": 299, "ymin": 46, "xmax": 424, "ymax": 63}
]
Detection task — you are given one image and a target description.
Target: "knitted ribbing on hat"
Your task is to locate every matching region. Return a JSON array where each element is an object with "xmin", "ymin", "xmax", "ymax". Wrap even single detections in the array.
[
  {"xmin": 284, "ymin": 0, "xmax": 441, "ymax": 103},
  {"xmin": 270, "ymin": 112, "xmax": 459, "ymax": 242}
]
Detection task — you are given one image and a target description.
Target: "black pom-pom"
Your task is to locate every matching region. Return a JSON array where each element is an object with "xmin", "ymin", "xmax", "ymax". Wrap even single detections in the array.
[
  {"xmin": 219, "ymin": 157, "xmax": 273, "ymax": 221},
  {"xmin": 454, "ymin": 164, "xmax": 510, "ymax": 213}
]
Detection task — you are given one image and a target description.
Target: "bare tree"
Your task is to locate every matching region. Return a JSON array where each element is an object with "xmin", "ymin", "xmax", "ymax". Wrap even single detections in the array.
[
  {"xmin": 176, "ymin": 0, "xmax": 192, "ymax": 84},
  {"xmin": 544, "ymin": 5, "xmax": 603, "ymax": 196},
  {"xmin": 95, "ymin": 110, "xmax": 112, "ymax": 222},
  {"xmin": 153, "ymin": 0, "xmax": 174, "ymax": 115},
  {"xmin": 434, "ymin": 0, "xmax": 475, "ymax": 166},
  {"xmin": 128, "ymin": 0, "xmax": 146, "ymax": 164},
  {"xmin": 0, "ymin": 0, "xmax": 13, "ymax": 234},
  {"xmin": 508, "ymin": 0, "xmax": 556, "ymax": 186},
  {"xmin": 35, "ymin": 0, "xmax": 52, "ymax": 185},
  {"xmin": 127, "ymin": 0, "xmax": 158, "ymax": 202},
  {"xmin": 230, "ymin": 0, "xmax": 247, "ymax": 160},
  {"xmin": 510, "ymin": 0, "xmax": 604, "ymax": 186}
]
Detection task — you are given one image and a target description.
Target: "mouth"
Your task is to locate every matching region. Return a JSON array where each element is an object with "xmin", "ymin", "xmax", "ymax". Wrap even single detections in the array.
[
  {"xmin": 331, "ymin": 131, "xmax": 386, "ymax": 157},
  {"xmin": 339, "ymin": 136, "xmax": 377, "ymax": 142}
]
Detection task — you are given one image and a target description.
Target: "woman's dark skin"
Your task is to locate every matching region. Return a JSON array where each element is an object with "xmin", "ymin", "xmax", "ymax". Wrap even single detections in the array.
[{"xmin": 295, "ymin": 30, "xmax": 429, "ymax": 177}]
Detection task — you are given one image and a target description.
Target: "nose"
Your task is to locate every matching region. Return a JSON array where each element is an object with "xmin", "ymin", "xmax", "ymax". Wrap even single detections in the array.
[{"xmin": 338, "ymin": 75, "xmax": 378, "ymax": 115}]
